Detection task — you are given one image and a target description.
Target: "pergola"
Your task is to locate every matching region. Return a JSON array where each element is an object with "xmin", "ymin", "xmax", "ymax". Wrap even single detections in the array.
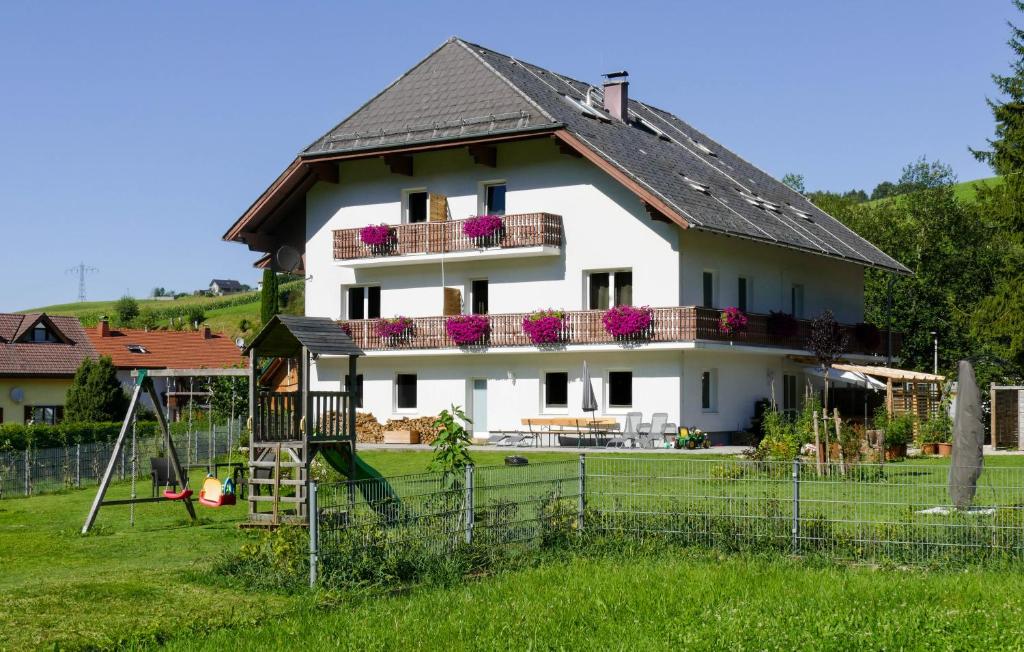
[{"xmin": 832, "ymin": 363, "xmax": 946, "ymax": 421}]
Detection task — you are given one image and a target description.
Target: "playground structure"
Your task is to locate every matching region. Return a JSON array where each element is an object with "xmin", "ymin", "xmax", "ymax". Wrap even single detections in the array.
[
  {"xmin": 81, "ymin": 366, "xmax": 248, "ymax": 533},
  {"xmin": 244, "ymin": 315, "xmax": 378, "ymax": 526}
]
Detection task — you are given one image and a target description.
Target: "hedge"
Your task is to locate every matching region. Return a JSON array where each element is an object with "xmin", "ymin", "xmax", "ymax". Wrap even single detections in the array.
[{"xmin": 0, "ymin": 422, "xmax": 159, "ymax": 451}]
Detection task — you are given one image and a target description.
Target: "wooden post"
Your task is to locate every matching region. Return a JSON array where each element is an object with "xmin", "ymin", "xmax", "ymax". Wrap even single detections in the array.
[
  {"xmin": 273, "ymin": 442, "xmax": 281, "ymax": 526},
  {"xmin": 813, "ymin": 409, "xmax": 822, "ymax": 476},
  {"xmin": 822, "ymin": 410, "xmax": 831, "ymax": 474},
  {"xmin": 833, "ymin": 408, "xmax": 845, "ymax": 476},
  {"xmin": 991, "ymin": 383, "xmax": 997, "ymax": 448}
]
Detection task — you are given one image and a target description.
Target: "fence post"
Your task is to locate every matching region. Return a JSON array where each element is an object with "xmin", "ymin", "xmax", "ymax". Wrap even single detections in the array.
[
  {"xmin": 464, "ymin": 464, "xmax": 475, "ymax": 546},
  {"xmin": 791, "ymin": 457, "xmax": 800, "ymax": 554},
  {"xmin": 309, "ymin": 480, "xmax": 319, "ymax": 588},
  {"xmin": 76, "ymin": 444, "xmax": 81, "ymax": 489},
  {"xmin": 578, "ymin": 454, "xmax": 586, "ymax": 532},
  {"xmin": 24, "ymin": 449, "xmax": 30, "ymax": 496}
]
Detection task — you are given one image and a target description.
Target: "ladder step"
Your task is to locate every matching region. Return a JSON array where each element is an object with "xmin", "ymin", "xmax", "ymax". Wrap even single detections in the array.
[
  {"xmin": 248, "ymin": 478, "xmax": 307, "ymax": 486},
  {"xmin": 248, "ymin": 494, "xmax": 305, "ymax": 503}
]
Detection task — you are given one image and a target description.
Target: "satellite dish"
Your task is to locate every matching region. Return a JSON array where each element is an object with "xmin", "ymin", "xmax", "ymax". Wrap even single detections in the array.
[
  {"xmin": 9, "ymin": 387, "xmax": 24, "ymax": 403},
  {"xmin": 275, "ymin": 245, "xmax": 302, "ymax": 273},
  {"xmin": 234, "ymin": 337, "xmax": 245, "ymax": 350}
]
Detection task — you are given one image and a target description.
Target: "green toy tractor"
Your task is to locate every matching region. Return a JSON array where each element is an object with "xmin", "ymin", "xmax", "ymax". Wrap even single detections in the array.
[{"xmin": 676, "ymin": 427, "xmax": 711, "ymax": 450}]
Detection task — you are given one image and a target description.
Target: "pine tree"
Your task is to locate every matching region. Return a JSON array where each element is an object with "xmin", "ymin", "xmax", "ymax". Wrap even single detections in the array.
[
  {"xmin": 260, "ymin": 269, "xmax": 279, "ymax": 325},
  {"xmin": 64, "ymin": 357, "xmax": 130, "ymax": 422}
]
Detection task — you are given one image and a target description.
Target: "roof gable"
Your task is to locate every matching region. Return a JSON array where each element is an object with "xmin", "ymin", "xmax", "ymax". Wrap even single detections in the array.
[
  {"xmin": 14, "ymin": 313, "xmax": 73, "ymax": 345},
  {"xmin": 0, "ymin": 313, "xmax": 96, "ymax": 377},
  {"xmin": 303, "ymin": 39, "xmax": 556, "ymax": 156}
]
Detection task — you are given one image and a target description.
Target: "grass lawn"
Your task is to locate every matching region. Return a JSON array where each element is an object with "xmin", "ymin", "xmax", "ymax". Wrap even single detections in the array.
[{"xmin": 4, "ymin": 450, "xmax": 1024, "ymax": 650}]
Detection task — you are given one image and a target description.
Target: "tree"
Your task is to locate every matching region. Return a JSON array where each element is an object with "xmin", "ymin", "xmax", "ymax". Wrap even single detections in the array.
[
  {"xmin": 260, "ymin": 269, "xmax": 279, "ymax": 325},
  {"xmin": 64, "ymin": 356, "xmax": 129, "ymax": 422},
  {"xmin": 808, "ymin": 310, "xmax": 849, "ymax": 467},
  {"xmin": 870, "ymin": 181, "xmax": 897, "ymax": 201},
  {"xmin": 781, "ymin": 173, "xmax": 805, "ymax": 194},
  {"xmin": 136, "ymin": 307, "xmax": 160, "ymax": 331},
  {"xmin": 114, "ymin": 296, "xmax": 139, "ymax": 326}
]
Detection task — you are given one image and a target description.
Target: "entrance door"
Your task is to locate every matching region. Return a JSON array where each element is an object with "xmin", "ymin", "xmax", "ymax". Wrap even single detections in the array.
[{"xmin": 472, "ymin": 379, "xmax": 488, "ymax": 435}]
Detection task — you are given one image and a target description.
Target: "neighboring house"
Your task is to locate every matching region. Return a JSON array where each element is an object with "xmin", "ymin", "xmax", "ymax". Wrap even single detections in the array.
[
  {"xmin": 86, "ymin": 318, "xmax": 245, "ymax": 418},
  {"xmin": 223, "ymin": 38, "xmax": 907, "ymax": 440},
  {"xmin": 209, "ymin": 279, "xmax": 247, "ymax": 295},
  {"xmin": 0, "ymin": 313, "xmax": 97, "ymax": 425}
]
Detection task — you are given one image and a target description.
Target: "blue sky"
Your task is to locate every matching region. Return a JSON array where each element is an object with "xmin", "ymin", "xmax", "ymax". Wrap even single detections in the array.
[{"xmin": 0, "ymin": 1, "xmax": 1015, "ymax": 311}]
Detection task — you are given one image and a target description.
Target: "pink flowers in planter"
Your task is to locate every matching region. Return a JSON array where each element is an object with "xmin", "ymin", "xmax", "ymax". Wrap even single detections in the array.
[
  {"xmin": 462, "ymin": 214, "xmax": 504, "ymax": 241},
  {"xmin": 522, "ymin": 309, "xmax": 568, "ymax": 345},
  {"xmin": 719, "ymin": 306, "xmax": 749, "ymax": 336},
  {"xmin": 445, "ymin": 314, "xmax": 491, "ymax": 345},
  {"xmin": 359, "ymin": 224, "xmax": 396, "ymax": 251},
  {"xmin": 602, "ymin": 305, "xmax": 654, "ymax": 339},
  {"xmin": 375, "ymin": 316, "xmax": 414, "ymax": 340}
]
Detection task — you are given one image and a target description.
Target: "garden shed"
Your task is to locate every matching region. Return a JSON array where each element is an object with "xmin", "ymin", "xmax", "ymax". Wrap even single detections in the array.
[{"xmin": 991, "ymin": 384, "xmax": 1024, "ymax": 450}]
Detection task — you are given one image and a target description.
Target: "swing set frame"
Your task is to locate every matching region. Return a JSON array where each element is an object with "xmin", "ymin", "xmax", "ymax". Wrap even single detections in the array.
[{"xmin": 81, "ymin": 367, "xmax": 249, "ymax": 534}]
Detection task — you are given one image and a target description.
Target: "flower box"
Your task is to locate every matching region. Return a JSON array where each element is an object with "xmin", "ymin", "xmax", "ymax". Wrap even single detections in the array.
[
  {"xmin": 719, "ymin": 306, "xmax": 748, "ymax": 336},
  {"xmin": 462, "ymin": 214, "xmax": 504, "ymax": 247},
  {"xmin": 522, "ymin": 309, "xmax": 567, "ymax": 345},
  {"xmin": 359, "ymin": 224, "xmax": 396, "ymax": 255},
  {"xmin": 602, "ymin": 305, "xmax": 654, "ymax": 340},
  {"xmin": 375, "ymin": 317, "xmax": 414, "ymax": 343},
  {"xmin": 446, "ymin": 314, "xmax": 490, "ymax": 346},
  {"xmin": 767, "ymin": 311, "xmax": 799, "ymax": 339}
]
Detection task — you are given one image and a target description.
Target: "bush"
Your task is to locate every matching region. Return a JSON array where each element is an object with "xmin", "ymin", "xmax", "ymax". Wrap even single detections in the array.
[
  {"xmin": 884, "ymin": 413, "xmax": 915, "ymax": 447},
  {"xmin": 755, "ymin": 408, "xmax": 799, "ymax": 460},
  {"xmin": 114, "ymin": 296, "xmax": 139, "ymax": 326},
  {"xmin": 0, "ymin": 421, "xmax": 158, "ymax": 450},
  {"xmin": 64, "ymin": 356, "xmax": 129, "ymax": 423}
]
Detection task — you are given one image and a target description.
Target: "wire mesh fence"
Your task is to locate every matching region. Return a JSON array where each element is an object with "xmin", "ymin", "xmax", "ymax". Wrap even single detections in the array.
[
  {"xmin": 314, "ymin": 455, "xmax": 1024, "ymax": 582},
  {"xmin": 0, "ymin": 421, "xmax": 243, "ymax": 499}
]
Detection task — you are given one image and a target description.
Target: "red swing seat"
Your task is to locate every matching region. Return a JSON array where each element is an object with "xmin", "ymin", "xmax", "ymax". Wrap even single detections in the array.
[{"xmin": 163, "ymin": 488, "xmax": 193, "ymax": 501}]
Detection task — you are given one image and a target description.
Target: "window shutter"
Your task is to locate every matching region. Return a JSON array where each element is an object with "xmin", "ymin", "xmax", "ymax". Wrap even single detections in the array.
[
  {"xmin": 24, "ymin": 406, "xmax": 32, "ymax": 423},
  {"xmin": 428, "ymin": 193, "xmax": 448, "ymax": 222},
  {"xmin": 443, "ymin": 287, "xmax": 462, "ymax": 316}
]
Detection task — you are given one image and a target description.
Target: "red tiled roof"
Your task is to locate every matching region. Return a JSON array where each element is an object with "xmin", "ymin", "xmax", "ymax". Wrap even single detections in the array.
[
  {"xmin": 85, "ymin": 325, "xmax": 246, "ymax": 370},
  {"xmin": 0, "ymin": 313, "xmax": 97, "ymax": 377}
]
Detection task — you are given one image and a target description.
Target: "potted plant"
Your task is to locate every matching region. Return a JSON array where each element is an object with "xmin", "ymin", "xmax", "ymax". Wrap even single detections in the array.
[
  {"xmin": 918, "ymin": 417, "xmax": 940, "ymax": 455},
  {"xmin": 933, "ymin": 414, "xmax": 953, "ymax": 456},
  {"xmin": 522, "ymin": 309, "xmax": 567, "ymax": 345},
  {"xmin": 719, "ymin": 306, "xmax": 748, "ymax": 337},
  {"xmin": 602, "ymin": 305, "xmax": 654, "ymax": 341},
  {"xmin": 462, "ymin": 214, "xmax": 504, "ymax": 247},
  {"xmin": 883, "ymin": 413, "xmax": 914, "ymax": 461},
  {"xmin": 375, "ymin": 316, "xmax": 414, "ymax": 344},
  {"xmin": 359, "ymin": 224, "xmax": 396, "ymax": 255},
  {"xmin": 445, "ymin": 314, "xmax": 490, "ymax": 346}
]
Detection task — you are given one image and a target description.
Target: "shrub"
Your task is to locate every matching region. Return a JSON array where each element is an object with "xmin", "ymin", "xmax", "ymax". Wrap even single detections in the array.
[
  {"xmin": 755, "ymin": 407, "xmax": 799, "ymax": 460},
  {"xmin": 375, "ymin": 316, "xmax": 414, "ymax": 340},
  {"xmin": 114, "ymin": 296, "xmax": 139, "ymax": 326},
  {"xmin": 719, "ymin": 306, "xmax": 748, "ymax": 335},
  {"xmin": 445, "ymin": 314, "xmax": 490, "ymax": 345},
  {"xmin": 602, "ymin": 305, "xmax": 653, "ymax": 339},
  {"xmin": 430, "ymin": 404, "xmax": 474, "ymax": 487},
  {"xmin": 766, "ymin": 310, "xmax": 799, "ymax": 338},
  {"xmin": 260, "ymin": 269, "xmax": 279, "ymax": 324},
  {"xmin": 884, "ymin": 413, "xmax": 915, "ymax": 447},
  {"xmin": 522, "ymin": 309, "xmax": 567, "ymax": 345},
  {"xmin": 0, "ymin": 421, "xmax": 159, "ymax": 450},
  {"xmin": 919, "ymin": 413, "xmax": 952, "ymax": 444},
  {"xmin": 64, "ymin": 356, "xmax": 129, "ymax": 423},
  {"xmin": 462, "ymin": 214, "xmax": 504, "ymax": 240}
]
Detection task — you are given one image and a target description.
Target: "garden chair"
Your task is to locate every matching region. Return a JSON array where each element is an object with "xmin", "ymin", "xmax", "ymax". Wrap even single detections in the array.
[
  {"xmin": 606, "ymin": 412, "xmax": 642, "ymax": 448},
  {"xmin": 150, "ymin": 457, "xmax": 178, "ymax": 497},
  {"xmin": 638, "ymin": 413, "xmax": 669, "ymax": 449}
]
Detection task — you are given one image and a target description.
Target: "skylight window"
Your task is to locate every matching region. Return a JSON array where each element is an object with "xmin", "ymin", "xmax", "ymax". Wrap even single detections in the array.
[
  {"xmin": 680, "ymin": 175, "xmax": 710, "ymax": 194},
  {"xmin": 562, "ymin": 94, "xmax": 611, "ymax": 122},
  {"xmin": 788, "ymin": 205, "xmax": 814, "ymax": 222},
  {"xmin": 633, "ymin": 116, "xmax": 671, "ymax": 141},
  {"xmin": 689, "ymin": 138, "xmax": 716, "ymax": 156},
  {"xmin": 126, "ymin": 344, "xmax": 149, "ymax": 354}
]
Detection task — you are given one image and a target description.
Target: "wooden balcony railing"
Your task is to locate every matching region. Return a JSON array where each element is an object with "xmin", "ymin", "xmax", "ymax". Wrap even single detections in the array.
[
  {"xmin": 340, "ymin": 307, "xmax": 900, "ymax": 355},
  {"xmin": 253, "ymin": 390, "xmax": 352, "ymax": 442},
  {"xmin": 333, "ymin": 212, "xmax": 563, "ymax": 261}
]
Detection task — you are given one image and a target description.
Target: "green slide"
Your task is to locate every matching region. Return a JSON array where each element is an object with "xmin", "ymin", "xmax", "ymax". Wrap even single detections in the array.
[{"xmin": 318, "ymin": 446, "xmax": 402, "ymax": 519}]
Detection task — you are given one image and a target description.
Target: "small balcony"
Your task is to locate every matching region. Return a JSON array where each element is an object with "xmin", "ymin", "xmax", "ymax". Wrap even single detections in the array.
[
  {"xmin": 339, "ymin": 306, "xmax": 900, "ymax": 356},
  {"xmin": 332, "ymin": 212, "xmax": 563, "ymax": 267}
]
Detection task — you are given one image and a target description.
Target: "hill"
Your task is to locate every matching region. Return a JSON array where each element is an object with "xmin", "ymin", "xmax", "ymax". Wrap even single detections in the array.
[
  {"xmin": 865, "ymin": 175, "xmax": 1003, "ymax": 207},
  {"xmin": 21, "ymin": 280, "xmax": 303, "ymax": 340}
]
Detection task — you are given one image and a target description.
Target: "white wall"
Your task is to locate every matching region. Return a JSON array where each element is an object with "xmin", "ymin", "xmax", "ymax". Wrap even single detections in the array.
[{"xmin": 304, "ymin": 139, "xmax": 681, "ymax": 318}]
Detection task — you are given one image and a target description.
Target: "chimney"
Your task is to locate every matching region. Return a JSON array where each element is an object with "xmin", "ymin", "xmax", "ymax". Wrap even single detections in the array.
[
  {"xmin": 602, "ymin": 70, "xmax": 629, "ymax": 122},
  {"xmin": 199, "ymin": 325, "xmax": 211, "ymax": 340},
  {"xmin": 97, "ymin": 316, "xmax": 110, "ymax": 338}
]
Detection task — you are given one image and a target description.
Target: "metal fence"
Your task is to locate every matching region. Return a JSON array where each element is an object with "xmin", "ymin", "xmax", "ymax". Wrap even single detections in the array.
[
  {"xmin": 312, "ymin": 455, "xmax": 1024, "ymax": 584},
  {"xmin": 0, "ymin": 421, "xmax": 243, "ymax": 499}
]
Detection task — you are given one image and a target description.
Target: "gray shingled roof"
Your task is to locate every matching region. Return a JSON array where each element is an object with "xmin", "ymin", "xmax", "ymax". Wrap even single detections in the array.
[
  {"xmin": 245, "ymin": 315, "xmax": 363, "ymax": 358},
  {"xmin": 302, "ymin": 38, "xmax": 907, "ymax": 274}
]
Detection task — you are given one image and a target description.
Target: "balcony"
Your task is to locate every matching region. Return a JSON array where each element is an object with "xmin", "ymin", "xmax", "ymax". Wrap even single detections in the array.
[
  {"xmin": 339, "ymin": 307, "xmax": 900, "ymax": 356},
  {"xmin": 332, "ymin": 212, "xmax": 563, "ymax": 267}
]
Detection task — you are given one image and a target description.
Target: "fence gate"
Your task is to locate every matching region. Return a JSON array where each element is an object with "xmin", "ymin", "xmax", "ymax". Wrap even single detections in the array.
[{"xmin": 992, "ymin": 385, "xmax": 1024, "ymax": 450}]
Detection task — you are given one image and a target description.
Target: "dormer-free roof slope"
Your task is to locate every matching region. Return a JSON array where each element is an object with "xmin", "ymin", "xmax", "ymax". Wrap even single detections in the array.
[
  {"xmin": 227, "ymin": 37, "xmax": 907, "ymax": 274},
  {"xmin": 0, "ymin": 313, "xmax": 96, "ymax": 377}
]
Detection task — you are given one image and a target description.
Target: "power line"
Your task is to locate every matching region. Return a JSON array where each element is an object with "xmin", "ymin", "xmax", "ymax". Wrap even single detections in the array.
[{"xmin": 65, "ymin": 262, "xmax": 98, "ymax": 302}]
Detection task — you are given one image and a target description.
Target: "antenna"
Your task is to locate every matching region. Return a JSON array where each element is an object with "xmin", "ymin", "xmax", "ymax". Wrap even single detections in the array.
[{"xmin": 65, "ymin": 262, "xmax": 98, "ymax": 302}]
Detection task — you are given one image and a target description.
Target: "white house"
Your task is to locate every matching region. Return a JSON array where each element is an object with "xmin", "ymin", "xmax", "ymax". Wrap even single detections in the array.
[{"xmin": 224, "ymin": 38, "xmax": 907, "ymax": 442}]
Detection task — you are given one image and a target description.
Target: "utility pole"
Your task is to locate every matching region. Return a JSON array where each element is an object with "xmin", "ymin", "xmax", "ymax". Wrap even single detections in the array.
[{"xmin": 66, "ymin": 262, "xmax": 98, "ymax": 302}]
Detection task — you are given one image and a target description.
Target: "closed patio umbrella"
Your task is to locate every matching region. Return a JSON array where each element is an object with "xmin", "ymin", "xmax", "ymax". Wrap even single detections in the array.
[
  {"xmin": 949, "ymin": 359, "xmax": 984, "ymax": 509},
  {"xmin": 582, "ymin": 361, "xmax": 597, "ymax": 413}
]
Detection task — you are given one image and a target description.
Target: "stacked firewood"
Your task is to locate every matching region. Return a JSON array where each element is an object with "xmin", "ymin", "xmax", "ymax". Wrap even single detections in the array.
[{"xmin": 353, "ymin": 412, "xmax": 441, "ymax": 445}]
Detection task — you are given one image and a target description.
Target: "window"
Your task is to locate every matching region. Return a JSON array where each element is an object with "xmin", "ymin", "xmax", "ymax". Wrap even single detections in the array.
[
  {"xmin": 126, "ymin": 344, "xmax": 149, "ymax": 354},
  {"xmin": 25, "ymin": 406, "xmax": 62, "ymax": 425},
  {"xmin": 791, "ymin": 284, "xmax": 805, "ymax": 318},
  {"xmin": 471, "ymin": 279, "xmax": 489, "ymax": 315},
  {"xmin": 702, "ymin": 271, "xmax": 716, "ymax": 308},
  {"xmin": 395, "ymin": 374, "xmax": 417, "ymax": 410},
  {"xmin": 737, "ymin": 277, "xmax": 749, "ymax": 313},
  {"xmin": 347, "ymin": 286, "xmax": 380, "ymax": 320},
  {"xmin": 406, "ymin": 190, "xmax": 428, "ymax": 224},
  {"xmin": 484, "ymin": 183, "xmax": 506, "ymax": 215},
  {"xmin": 608, "ymin": 371, "xmax": 633, "ymax": 408},
  {"xmin": 783, "ymin": 373, "xmax": 798, "ymax": 417},
  {"xmin": 544, "ymin": 372, "xmax": 568, "ymax": 409},
  {"xmin": 345, "ymin": 374, "xmax": 364, "ymax": 409},
  {"xmin": 701, "ymin": 370, "xmax": 718, "ymax": 412},
  {"xmin": 31, "ymin": 323, "xmax": 59, "ymax": 343},
  {"xmin": 587, "ymin": 270, "xmax": 632, "ymax": 310}
]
